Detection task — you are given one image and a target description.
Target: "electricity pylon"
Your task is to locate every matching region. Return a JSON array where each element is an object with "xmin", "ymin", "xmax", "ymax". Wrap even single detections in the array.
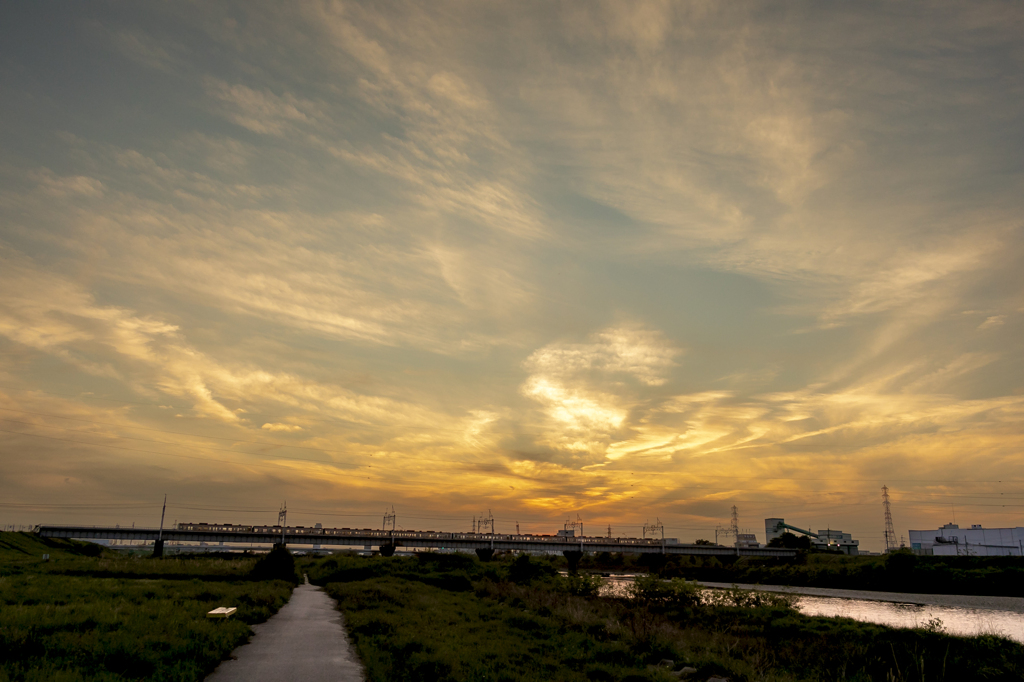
[{"xmin": 882, "ymin": 485, "xmax": 897, "ymax": 552}]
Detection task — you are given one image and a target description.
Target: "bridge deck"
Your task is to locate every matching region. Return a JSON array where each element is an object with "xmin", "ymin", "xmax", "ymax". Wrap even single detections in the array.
[{"xmin": 37, "ymin": 525, "xmax": 797, "ymax": 558}]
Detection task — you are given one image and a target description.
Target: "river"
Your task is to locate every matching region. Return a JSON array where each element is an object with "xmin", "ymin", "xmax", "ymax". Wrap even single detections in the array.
[{"xmin": 598, "ymin": 575, "xmax": 1024, "ymax": 643}]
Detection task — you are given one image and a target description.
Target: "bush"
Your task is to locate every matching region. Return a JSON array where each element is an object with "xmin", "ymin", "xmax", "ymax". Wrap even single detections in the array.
[
  {"xmin": 700, "ymin": 586, "xmax": 794, "ymax": 609},
  {"xmin": 560, "ymin": 573, "xmax": 603, "ymax": 597},
  {"xmin": 627, "ymin": 575, "xmax": 700, "ymax": 610},
  {"xmin": 250, "ymin": 546, "xmax": 299, "ymax": 583},
  {"xmin": 506, "ymin": 554, "xmax": 556, "ymax": 585}
]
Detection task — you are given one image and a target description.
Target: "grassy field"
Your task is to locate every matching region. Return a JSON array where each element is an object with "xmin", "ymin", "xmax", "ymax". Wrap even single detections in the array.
[
  {"xmin": 305, "ymin": 552, "xmax": 1024, "ymax": 682},
  {"xmin": 5, "ymin": 532, "xmax": 1022, "ymax": 681},
  {"xmin": 0, "ymin": 532, "xmax": 295, "ymax": 682}
]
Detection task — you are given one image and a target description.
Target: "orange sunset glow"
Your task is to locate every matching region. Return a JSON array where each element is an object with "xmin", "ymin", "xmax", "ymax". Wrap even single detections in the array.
[{"xmin": 2, "ymin": 2, "xmax": 1023, "ymax": 551}]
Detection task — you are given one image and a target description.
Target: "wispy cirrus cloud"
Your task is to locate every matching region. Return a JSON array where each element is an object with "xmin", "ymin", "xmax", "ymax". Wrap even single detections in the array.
[
  {"xmin": 203, "ymin": 77, "xmax": 326, "ymax": 136},
  {"xmin": 2, "ymin": 1, "xmax": 1023, "ymax": 543}
]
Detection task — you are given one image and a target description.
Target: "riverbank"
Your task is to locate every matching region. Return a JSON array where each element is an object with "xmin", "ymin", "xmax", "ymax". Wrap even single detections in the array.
[
  {"xmin": 697, "ymin": 581, "xmax": 1024, "ymax": 612},
  {"xmin": 648, "ymin": 551, "xmax": 1024, "ymax": 599},
  {"xmin": 305, "ymin": 552, "xmax": 1024, "ymax": 682},
  {"xmin": 0, "ymin": 532, "xmax": 295, "ymax": 681}
]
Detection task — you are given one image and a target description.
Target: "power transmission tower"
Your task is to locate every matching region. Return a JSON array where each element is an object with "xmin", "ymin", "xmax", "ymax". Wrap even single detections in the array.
[
  {"xmin": 516, "ymin": 521, "xmax": 520, "ymax": 534},
  {"xmin": 642, "ymin": 518, "xmax": 664, "ymax": 540},
  {"xmin": 382, "ymin": 506, "xmax": 396, "ymax": 531},
  {"xmin": 882, "ymin": 485, "xmax": 897, "ymax": 552},
  {"xmin": 710, "ymin": 504, "xmax": 743, "ymax": 545},
  {"xmin": 607, "ymin": 523, "xmax": 612, "ymax": 538}
]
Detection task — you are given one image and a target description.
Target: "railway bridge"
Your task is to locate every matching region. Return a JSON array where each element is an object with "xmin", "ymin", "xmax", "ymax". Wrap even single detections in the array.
[{"xmin": 37, "ymin": 524, "xmax": 797, "ymax": 568}]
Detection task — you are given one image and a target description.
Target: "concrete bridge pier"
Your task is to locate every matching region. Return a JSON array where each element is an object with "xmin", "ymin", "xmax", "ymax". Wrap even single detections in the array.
[
  {"xmin": 379, "ymin": 543, "xmax": 396, "ymax": 557},
  {"xmin": 152, "ymin": 540, "xmax": 164, "ymax": 558},
  {"xmin": 563, "ymin": 550, "xmax": 583, "ymax": 574},
  {"xmin": 475, "ymin": 548, "xmax": 494, "ymax": 562}
]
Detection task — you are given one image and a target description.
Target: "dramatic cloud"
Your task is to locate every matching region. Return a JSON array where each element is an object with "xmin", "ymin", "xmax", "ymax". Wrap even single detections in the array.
[{"xmin": 1, "ymin": 2, "xmax": 1022, "ymax": 547}]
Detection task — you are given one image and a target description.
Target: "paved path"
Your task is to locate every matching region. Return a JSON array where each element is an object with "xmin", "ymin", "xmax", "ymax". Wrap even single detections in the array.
[{"xmin": 206, "ymin": 579, "xmax": 364, "ymax": 682}]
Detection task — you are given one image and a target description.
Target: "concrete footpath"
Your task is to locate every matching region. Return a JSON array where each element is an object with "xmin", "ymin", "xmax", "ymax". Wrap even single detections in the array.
[{"xmin": 206, "ymin": 578, "xmax": 364, "ymax": 682}]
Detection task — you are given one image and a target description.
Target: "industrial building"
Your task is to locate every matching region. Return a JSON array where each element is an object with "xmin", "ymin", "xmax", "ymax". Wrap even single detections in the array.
[
  {"xmin": 735, "ymin": 533, "xmax": 759, "ymax": 548},
  {"xmin": 908, "ymin": 523, "xmax": 1024, "ymax": 556},
  {"xmin": 765, "ymin": 518, "xmax": 860, "ymax": 555}
]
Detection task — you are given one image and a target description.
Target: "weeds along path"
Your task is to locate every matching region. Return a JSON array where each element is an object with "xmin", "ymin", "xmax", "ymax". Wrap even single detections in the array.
[
  {"xmin": 0, "ymin": 533, "xmax": 296, "ymax": 680},
  {"xmin": 205, "ymin": 579, "xmax": 365, "ymax": 682}
]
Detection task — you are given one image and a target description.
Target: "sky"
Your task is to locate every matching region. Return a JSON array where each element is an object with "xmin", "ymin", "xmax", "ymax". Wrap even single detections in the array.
[{"xmin": 1, "ymin": 2, "xmax": 1023, "ymax": 551}]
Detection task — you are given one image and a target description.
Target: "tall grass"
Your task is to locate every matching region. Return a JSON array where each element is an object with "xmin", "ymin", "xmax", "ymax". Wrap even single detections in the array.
[
  {"xmin": 307, "ymin": 552, "xmax": 1024, "ymax": 682},
  {"xmin": 0, "ymin": 532, "xmax": 294, "ymax": 681}
]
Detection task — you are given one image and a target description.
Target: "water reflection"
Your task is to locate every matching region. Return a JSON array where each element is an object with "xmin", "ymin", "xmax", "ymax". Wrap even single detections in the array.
[
  {"xmin": 794, "ymin": 594, "xmax": 1024, "ymax": 643},
  {"xmin": 596, "ymin": 575, "xmax": 1024, "ymax": 643}
]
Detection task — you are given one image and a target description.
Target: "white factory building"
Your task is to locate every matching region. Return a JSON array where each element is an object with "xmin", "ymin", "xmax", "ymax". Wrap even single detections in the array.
[{"xmin": 909, "ymin": 523, "xmax": 1024, "ymax": 556}]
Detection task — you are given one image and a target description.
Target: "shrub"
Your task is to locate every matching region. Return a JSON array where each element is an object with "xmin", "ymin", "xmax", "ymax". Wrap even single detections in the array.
[
  {"xmin": 250, "ymin": 546, "xmax": 299, "ymax": 584},
  {"xmin": 560, "ymin": 573, "xmax": 603, "ymax": 597},
  {"xmin": 627, "ymin": 575, "xmax": 700, "ymax": 610},
  {"xmin": 507, "ymin": 554, "xmax": 556, "ymax": 585}
]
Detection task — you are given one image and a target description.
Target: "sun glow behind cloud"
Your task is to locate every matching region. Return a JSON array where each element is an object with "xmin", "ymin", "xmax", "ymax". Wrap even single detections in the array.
[{"xmin": 0, "ymin": 2, "xmax": 1023, "ymax": 548}]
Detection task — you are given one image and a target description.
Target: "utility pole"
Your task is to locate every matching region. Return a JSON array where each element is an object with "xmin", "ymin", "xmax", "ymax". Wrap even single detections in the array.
[
  {"xmin": 882, "ymin": 485, "xmax": 897, "ymax": 553},
  {"xmin": 154, "ymin": 494, "xmax": 167, "ymax": 558},
  {"xmin": 278, "ymin": 501, "xmax": 287, "ymax": 548},
  {"xmin": 643, "ymin": 518, "xmax": 664, "ymax": 540},
  {"xmin": 476, "ymin": 510, "xmax": 494, "ymax": 535}
]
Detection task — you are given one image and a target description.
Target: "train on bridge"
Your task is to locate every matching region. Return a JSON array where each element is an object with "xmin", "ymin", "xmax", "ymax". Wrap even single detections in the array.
[
  {"xmin": 38, "ymin": 523, "xmax": 798, "ymax": 559},
  {"xmin": 174, "ymin": 521, "xmax": 675, "ymax": 548}
]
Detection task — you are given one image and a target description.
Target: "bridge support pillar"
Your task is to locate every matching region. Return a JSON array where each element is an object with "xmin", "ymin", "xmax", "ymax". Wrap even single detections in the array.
[
  {"xmin": 379, "ymin": 543, "xmax": 396, "ymax": 557},
  {"xmin": 152, "ymin": 540, "xmax": 164, "ymax": 558},
  {"xmin": 563, "ymin": 550, "xmax": 583, "ymax": 574},
  {"xmin": 475, "ymin": 548, "xmax": 494, "ymax": 562}
]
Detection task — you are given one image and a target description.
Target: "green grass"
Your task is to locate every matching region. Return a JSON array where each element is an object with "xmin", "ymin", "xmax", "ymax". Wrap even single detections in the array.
[
  {"xmin": 0, "ymin": 531, "xmax": 263, "ymax": 580},
  {"xmin": 0, "ymin": 532, "xmax": 294, "ymax": 681},
  {"xmin": 306, "ymin": 552, "xmax": 1024, "ymax": 682}
]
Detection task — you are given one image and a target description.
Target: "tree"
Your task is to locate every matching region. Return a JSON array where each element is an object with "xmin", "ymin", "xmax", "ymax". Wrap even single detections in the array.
[
  {"xmin": 767, "ymin": 532, "xmax": 811, "ymax": 550},
  {"xmin": 694, "ymin": 538, "xmax": 714, "ymax": 545},
  {"xmin": 250, "ymin": 545, "xmax": 299, "ymax": 583}
]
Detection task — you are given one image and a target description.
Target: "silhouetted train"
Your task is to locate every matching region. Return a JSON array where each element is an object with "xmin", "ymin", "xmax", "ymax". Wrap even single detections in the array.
[{"xmin": 174, "ymin": 522, "xmax": 673, "ymax": 546}]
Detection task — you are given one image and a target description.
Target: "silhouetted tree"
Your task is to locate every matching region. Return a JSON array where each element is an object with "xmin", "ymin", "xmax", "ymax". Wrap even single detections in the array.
[
  {"xmin": 767, "ymin": 532, "xmax": 811, "ymax": 550},
  {"xmin": 250, "ymin": 546, "xmax": 299, "ymax": 583}
]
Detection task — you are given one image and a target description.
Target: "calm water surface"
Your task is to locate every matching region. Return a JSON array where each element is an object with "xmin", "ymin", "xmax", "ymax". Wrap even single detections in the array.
[{"xmin": 598, "ymin": 575, "xmax": 1024, "ymax": 643}]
